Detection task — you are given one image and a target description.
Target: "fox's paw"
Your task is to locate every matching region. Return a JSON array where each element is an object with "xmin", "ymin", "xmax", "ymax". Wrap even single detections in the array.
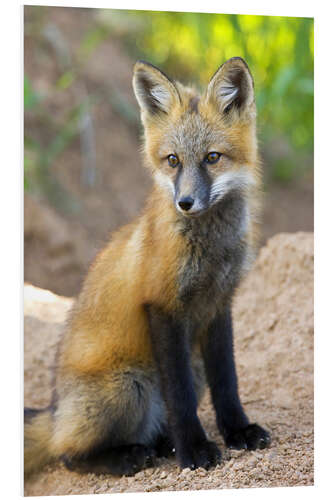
[
  {"xmin": 225, "ymin": 423, "xmax": 271, "ymax": 451},
  {"xmin": 62, "ymin": 444, "xmax": 156, "ymax": 476},
  {"xmin": 179, "ymin": 440, "xmax": 222, "ymax": 471},
  {"xmin": 155, "ymin": 434, "xmax": 175, "ymax": 458},
  {"xmin": 117, "ymin": 445, "xmax": 156, "ymax": 476}
]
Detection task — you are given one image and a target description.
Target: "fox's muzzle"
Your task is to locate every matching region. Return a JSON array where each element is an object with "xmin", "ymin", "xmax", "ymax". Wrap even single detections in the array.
[{"xmin": 175, "ymin": 166, "xmax": 211, "ymax": 215}]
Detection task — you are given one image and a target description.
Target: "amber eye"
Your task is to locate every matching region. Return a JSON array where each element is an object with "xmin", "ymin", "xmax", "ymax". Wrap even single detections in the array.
[
  {"xmin": 205, "ymin": 152, "xmax": 221, "ymax": 165},
  {"xmin": 167, "ymin": 154, "xmax": 180, "ymax": 168}
]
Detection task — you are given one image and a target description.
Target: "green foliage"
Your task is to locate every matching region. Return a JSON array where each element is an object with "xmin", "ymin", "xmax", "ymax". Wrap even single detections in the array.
[
  {"xmin": 77, "ymin": 24, "xmax": 110, "ymax": 60},
  {"xmin": 56, "ymin": 70, "xmax": 75, "ymax": 90},
  {"xmin": 24, "ymin": 76, "xmax": 39, "ymax": 191},
  {"xmin": 24, "ymin": 76, "xmax": 39, "ymax": 110},
  {"xmin": 24, "ymin": 73, "xmax": 82, "ymax": 212}
]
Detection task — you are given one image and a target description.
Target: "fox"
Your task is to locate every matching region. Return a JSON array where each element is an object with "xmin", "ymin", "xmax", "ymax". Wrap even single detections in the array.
[{"xmin": 24, "ymin": 56, "xmax": 271, "ymax": 479}]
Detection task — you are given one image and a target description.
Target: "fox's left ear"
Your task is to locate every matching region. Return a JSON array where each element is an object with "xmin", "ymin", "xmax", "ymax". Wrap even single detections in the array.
[{"xmin": 205, "ymin": 57, "xmax": 255, "ymax": 116}]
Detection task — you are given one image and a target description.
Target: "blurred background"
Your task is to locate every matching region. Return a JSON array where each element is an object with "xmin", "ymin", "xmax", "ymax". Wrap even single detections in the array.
[{"xmin": 24, "ymin": 6, "xmax": 314, "ymax": 297}]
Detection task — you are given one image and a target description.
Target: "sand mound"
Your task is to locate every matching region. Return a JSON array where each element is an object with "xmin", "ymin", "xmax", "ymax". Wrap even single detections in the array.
[{"xmin": 24, "ymin": 232, "xmax": 313, "ymax": 495}]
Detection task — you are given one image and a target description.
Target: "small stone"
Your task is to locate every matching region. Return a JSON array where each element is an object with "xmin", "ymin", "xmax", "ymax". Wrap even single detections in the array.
[{"xmin": 180, "ymin": 467, "xmax": 192, "ymax": 476}]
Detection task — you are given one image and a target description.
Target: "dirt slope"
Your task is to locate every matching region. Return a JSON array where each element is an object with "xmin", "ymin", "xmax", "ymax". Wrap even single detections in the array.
[{"xmin": 24, "ymin": 232, "xmax": 314, "ymax": 495}]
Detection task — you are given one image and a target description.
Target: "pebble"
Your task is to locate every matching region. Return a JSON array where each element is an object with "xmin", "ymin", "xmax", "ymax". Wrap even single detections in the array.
[
  {"xmin": 180, "ymin": 467, "xmax": 192, "ymax": 476},
  {"xmin": 135, "ymin": 471, "xmax": 145, "ymax": 480}
]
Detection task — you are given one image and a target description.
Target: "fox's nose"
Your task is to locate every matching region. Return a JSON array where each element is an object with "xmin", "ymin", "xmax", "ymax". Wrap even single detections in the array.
[{"xmin": 178, "ymin": 197, "xmax": 194, "ymax": 211}]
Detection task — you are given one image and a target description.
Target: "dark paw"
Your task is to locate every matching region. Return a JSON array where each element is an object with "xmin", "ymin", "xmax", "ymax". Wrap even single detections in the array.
[
  {"xmin": 155, "ymin": 434, "xmax": 175, "ymax": 458},
  {"xmin": 62, "ymin": 445, "xmax": 156, "ymax": 476},
  {"xmin": 119, "ymin": 445, "xmax": 156, "ymax": 476},
  {"xmin": 225, "ymin": 423, "xmax": 271, "ymax": 451},
  {"xmin": 179, "ymin": 440, "xmax": 222, "ymax": 470}
]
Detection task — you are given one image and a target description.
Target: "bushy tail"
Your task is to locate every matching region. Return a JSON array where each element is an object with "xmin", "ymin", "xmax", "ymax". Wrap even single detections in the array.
[{"xmin": 24, "ymin": 407, "xmax": 54, "ymax": 478}]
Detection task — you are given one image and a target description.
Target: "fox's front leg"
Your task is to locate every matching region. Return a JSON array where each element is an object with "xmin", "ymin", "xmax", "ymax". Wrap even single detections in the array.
[
  {"xmin": 201, "ymin": 306, "xmax": 271, "ymax": 450},
  {"xmin": 145, "ymin": 305, "xmax": 221, "ymax": 470}
]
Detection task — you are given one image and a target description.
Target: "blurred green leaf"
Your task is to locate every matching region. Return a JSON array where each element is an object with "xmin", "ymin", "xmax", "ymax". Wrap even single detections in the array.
[
  {"xmin": 271, "ymin": 67, "xmax": 296, "ymax": 97},
  {"xmin": 56, "ymin": 70, "xmax": 75, "ymax": 90},
  {"xmin": 296, "ymin": 77, "xmax": 314, "ymax": 95},
  {"xmin": 78, "ymin": 25, "xmax": 109, "ymax": 60},
  {"xmin": 273, "ymin": 158, "xmax": 296, "ymax": 183},
  {"xmin": 24, "ymin": 76, "xmax": 39, "ymax": 110}
]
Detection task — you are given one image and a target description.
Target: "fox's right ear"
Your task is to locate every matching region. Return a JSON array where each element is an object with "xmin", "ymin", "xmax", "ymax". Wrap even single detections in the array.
[{"xmin": 133, "ymin": 61, "xmax": 181, "ymax": 118}]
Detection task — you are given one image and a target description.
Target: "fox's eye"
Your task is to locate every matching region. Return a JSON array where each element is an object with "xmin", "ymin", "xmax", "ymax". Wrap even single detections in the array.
[
  {"xmin": 205, "ymin": 152, "xmax": 221, "ymax": 165},
  {"xmin": 167, "ymin": 154, "xmax": 180, "ymax": 168}
]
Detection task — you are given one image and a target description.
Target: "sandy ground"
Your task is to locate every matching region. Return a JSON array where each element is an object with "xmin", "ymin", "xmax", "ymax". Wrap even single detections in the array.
[{"xmin": 24, "ymin": 232, "xmax": 314, "ymax": 495}]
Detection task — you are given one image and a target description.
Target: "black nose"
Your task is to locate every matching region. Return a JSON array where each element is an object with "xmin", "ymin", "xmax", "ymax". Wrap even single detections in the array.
[{"xmin": 178, "ymin": 197, "xmax": 194, "ymax": 211}]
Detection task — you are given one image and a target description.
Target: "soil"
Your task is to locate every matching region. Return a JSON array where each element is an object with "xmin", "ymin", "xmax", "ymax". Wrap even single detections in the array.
[{"xmin": 24, "ymin": 231, "xmax": 314, "ymax": 496}]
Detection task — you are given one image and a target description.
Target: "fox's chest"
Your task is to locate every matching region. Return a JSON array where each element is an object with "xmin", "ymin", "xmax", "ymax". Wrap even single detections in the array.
[
  {"xmin": 178, "ymin": 237, "xmax": 246, "ymax": 305},
  {"xmin": 177, "ymin": 194, "xmax": 249, "ymax": 319}
]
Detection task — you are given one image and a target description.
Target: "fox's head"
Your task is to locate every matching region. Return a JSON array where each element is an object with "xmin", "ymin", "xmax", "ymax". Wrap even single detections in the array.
[{"xmin": 133, "ymin": 57, "xmax": 259, "ymax": 217}]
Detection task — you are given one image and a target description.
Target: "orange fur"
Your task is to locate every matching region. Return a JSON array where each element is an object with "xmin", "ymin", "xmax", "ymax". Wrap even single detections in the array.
[{"xmin": 59, "ymin": 186, "xmax": 186, "ymax": 376}]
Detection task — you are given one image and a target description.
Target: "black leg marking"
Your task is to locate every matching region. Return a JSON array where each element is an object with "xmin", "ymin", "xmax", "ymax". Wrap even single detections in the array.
[
  {"xmin": 201, "ymin": 306, "xmax": 271, "ymax": 451},
  {"xmin": 145, "ymin": 304, "xmax": 222, "ymax": 470},
  {"xmin": 62, "ymin": 444, "xmax": 156, "ymax": 476}
]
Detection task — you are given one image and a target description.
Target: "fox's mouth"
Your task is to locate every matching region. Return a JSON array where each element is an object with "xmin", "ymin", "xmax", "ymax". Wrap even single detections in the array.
[{"xmin": 176, "ymin": 206, "xmax": 208, "ymax": 218}]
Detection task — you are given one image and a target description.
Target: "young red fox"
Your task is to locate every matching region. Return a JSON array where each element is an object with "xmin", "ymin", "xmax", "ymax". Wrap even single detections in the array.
[{"xmin": 25, "ymin": 57, "xmax": 270, "ymax": 478}]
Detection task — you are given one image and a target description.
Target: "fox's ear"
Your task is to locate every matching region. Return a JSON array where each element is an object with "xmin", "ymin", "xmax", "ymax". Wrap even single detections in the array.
[
  {"xmin": 205, "ymin": 57, "xmax": 254, "ymax": 116},
  {"xmin": 133, "ymin": 61, "xmax": 181, "ymax": 117}
]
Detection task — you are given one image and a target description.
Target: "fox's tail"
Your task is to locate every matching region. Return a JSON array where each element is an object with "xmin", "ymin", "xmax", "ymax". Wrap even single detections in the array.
[{"xmin": 24, "ymin": 407, "xmax": 54, "ymax": 478}]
